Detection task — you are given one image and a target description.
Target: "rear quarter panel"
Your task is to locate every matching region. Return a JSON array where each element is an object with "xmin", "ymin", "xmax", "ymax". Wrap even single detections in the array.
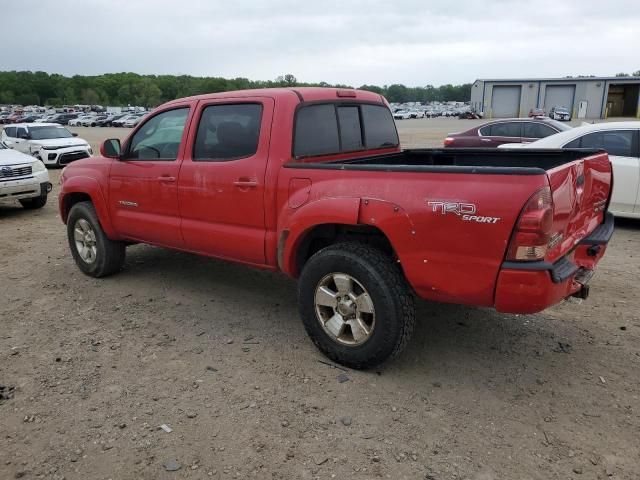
[{"xmin": 278, "ymin": 167, "xmax": 547, "ymax": 306}]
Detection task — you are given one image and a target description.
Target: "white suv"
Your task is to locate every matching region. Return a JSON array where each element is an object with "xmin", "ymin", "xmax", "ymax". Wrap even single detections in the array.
[
  {"xmin": 2, "ymin": 123, "xmax": 92, "ymax": 167},
  {"xmin": 0, "ymin": 141, "xmax": 52, "ymax": 209}
]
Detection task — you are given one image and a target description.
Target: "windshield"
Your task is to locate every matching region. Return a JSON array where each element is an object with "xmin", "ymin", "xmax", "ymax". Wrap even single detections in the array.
[{"xmin": 29, "ymin": 126, "xmax": 74, "ymax": 140}]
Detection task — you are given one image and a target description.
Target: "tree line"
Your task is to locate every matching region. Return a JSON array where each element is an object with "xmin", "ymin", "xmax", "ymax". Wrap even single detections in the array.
[{"xmin": 0, "ymin": 71, "xmax": 472, "ymax": 108}]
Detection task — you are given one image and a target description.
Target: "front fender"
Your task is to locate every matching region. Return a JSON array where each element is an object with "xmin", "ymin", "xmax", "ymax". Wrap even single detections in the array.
[
  {"xmin": 59, "ymin": 176, "xmax": 117, "ymax": 239},
  {"xmin": 278, "ymin": 197, "xmax": 361, "ymax": 276}
]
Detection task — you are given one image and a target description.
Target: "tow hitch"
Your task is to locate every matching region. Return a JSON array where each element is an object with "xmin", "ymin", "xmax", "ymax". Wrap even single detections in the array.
[{"xmin": 572, "ymin": 269, "xmax": 594, "ymax": 300}]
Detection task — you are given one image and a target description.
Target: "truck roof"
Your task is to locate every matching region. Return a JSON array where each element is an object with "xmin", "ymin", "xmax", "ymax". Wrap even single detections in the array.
[{"xmin": 161, "ymin": 87, "xmax": 386, "ymax": 108}]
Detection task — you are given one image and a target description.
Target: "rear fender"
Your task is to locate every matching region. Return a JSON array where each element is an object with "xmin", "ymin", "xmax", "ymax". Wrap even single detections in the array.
[
  {"xmin": 279, "ymin": 197, "xmax": 417, "ymax": 278},
  {"xmin": 60, "ymin": 176, "xmax": 116, "ymax": 238},
  {"xmin": 278, "ymin": 197, "xmax": 361, "ymax": 276}
]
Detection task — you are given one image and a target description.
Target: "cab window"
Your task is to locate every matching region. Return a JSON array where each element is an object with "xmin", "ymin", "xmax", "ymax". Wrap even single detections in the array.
[
  {"xmin": 126, "ymin": 108, "xmax": 189, "ymax": 160},
  {"xmin": 193, "ymin": 104, "xmax": 262, "ymax": 161}
]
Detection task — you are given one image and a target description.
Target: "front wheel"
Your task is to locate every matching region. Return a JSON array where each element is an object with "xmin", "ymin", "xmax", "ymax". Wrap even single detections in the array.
[
  {"xmin": 67, "ymin": 201, "xmax": 126, "ymax": 277},
  {"xmin": 298, "ymin": 242, "xmax": 415, "ymax": 369}
]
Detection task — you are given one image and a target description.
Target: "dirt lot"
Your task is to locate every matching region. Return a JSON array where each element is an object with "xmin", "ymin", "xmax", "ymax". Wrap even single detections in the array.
[{"xmin": 1, "ymin": 119, "xmax": 639, "ymax": 480}]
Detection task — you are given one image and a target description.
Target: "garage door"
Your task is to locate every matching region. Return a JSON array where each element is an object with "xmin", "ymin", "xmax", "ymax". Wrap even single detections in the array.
[
  {"xmin": 544, "ymin": 85, "xmax": 576, "ymax": 113},
  {"xmin": 490, "ymin": 86, "xmax": 522, "ymax": 118}
]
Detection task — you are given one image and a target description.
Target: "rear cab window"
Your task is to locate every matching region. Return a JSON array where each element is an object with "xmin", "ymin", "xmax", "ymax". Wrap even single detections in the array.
[{"xmin": 293, "ymin": 103, "xmax": 398, "ymax": 159}]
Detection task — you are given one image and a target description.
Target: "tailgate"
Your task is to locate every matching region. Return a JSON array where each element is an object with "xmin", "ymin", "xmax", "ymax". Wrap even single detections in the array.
[{"xmin": 545, "ymin": 151, "xmax": 612, "ymax": 262}]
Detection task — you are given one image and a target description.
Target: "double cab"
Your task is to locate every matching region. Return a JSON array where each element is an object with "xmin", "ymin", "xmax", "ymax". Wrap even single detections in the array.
[{"xmin": 59, "ymin": 88, "xmax": 614, "ymax": 368}]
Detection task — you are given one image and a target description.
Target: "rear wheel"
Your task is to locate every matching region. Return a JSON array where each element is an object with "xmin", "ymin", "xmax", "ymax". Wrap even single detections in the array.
[
  {"xmin": 298, "ymin": 242, "xmax": 415, "ymax": 369},
  {"xmin": 19, "ymin": 195, "xmax": 47, "ymax": 209},
  {"xmin": 67, "ymin": 201, "xmax": 125, "ymax": 277}
]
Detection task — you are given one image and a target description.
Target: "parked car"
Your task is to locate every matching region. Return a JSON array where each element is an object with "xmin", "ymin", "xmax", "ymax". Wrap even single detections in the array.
[
  {"xmin": 529, "ymin": 108, "xmax": 546, "ymax": 117},
  {"xmin": 393, "ymin": 110, "xmax": 411, "ymax": 120},
  {"xmin": 58, "ymin": 87, "xmax": 613, "ymax": 369},
  {"xmin": 69, "ymin": 115, "xmax": 94, "ymax": 126},
  {"xmin": 0, "ymin": 140, "xmax": 52, "ymax": 209},
  {"xmin": 2, "ymin": 123, "xmax": 92, "ymax": 167},
  {"xmin": 112, "ymin": 114, "xmax": 139, "ymax": 127},
  {"xmin": 123, "ymin": 113, "xmax": 148, "ymax": 128},
  {"xmin": 499, "ymin": 121, "xmax": 640, "ymax": 219},
  {"xmin": 80, "ymin": 115, "xmax": 107, "ymax": 127},
  {"xmin": 444, "ymin": 118, "xmax": 571, "ymax": 147},
  {"xmin": 16, "ymin": 114, "xmax": 41, "ymax": 123},
  {"xmin": 49, "ymin": 113, "xmax": 80, "ymax": 125},
  {"xmin": 549, "ymin": 106, "xmax": 571, "ymax": 121},
  {"xmin": 95, "ymin": 114, "xmax": 124, "ymax": 127}
]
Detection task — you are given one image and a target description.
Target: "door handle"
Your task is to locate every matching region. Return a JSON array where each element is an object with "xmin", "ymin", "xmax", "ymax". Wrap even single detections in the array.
[
  {"xmin": 233, "ymin": 179, "xmax": 258, "ymax": 188},
  {"xmin": 158, "ymin": 176, "xmax": 176, "ymax": 182}
]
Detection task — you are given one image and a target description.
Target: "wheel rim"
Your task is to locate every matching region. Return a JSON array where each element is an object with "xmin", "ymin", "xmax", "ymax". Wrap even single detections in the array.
[
  {"xmin": 73, "ymin": 218, "xmax": 98, "ymax": 264},
  {"xmin": 314, "ymin": 273, "xmax": 375, "ymax": 346}
]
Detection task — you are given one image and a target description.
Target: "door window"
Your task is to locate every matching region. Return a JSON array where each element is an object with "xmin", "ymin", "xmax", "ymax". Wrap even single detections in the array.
[
  {"xmin": 126, "ymin": 108, "xmax": 189, "ymax": 160},
  {"xmin": 523, "ymin": 122, "xmax": 557, "ymax": 139},
  {"xmin": 193, "ymin": 104, "xmax": 262, "ymax": 161},
  {"xmin": 16, "ymin": 127, "xmax": 27, "ymax": 138},
  {"xmin": 4, "ymin": 127, "xmax": 17, "ymax": 138},
  {"xmin": 489, "ymin": 122, "xmax": 521, "ymax": 137},
  {"xmin": 567, "ymin": 130, "xmax": 635, "ymax": 157}
]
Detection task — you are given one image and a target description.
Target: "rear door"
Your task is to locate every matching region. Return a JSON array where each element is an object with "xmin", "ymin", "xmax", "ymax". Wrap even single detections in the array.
[
  {"xmin": 522, "ymin": 122, "xmax": 559, "ymax": 143},
  {"xmin": 109, "ymin": 104, "xmax": 194, "ymax": 248},
  {"xmin": 13, "ymin": 126, "xmax": 30, "ymax": 153},
  {"xmin": 565, "ymin": 129, "xmax": 639, "ymax": 214},
  {"xmin": 483, "ymin": 121, "xmax": 522, "ymax": 146},
  {"xmin": 177, "ymin": 97, "xmax": 274, "ymax": 265}
]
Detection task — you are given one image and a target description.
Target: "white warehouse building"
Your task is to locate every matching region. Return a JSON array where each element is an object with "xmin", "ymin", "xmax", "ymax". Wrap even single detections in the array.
[{"xmin": 470, "ymin": 76, "xmax": 640, "ymax": 119}]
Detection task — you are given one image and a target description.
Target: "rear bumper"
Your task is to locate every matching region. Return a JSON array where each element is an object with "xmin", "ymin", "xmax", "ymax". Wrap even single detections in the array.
[{"xmin": 495, "ymin": 212, "xmax": 614, "ymax": 314}]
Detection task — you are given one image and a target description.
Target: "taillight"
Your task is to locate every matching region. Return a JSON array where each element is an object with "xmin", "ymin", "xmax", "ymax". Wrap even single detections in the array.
[
  {"xmin": 443, "ymin": 137, "xmax": 455, "ymax": 146},
  {"xmin": 507, "ymin": 186, "xmax": 554, "ymax": 261}
]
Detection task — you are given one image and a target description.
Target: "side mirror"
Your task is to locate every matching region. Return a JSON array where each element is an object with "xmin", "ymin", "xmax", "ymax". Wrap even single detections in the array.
[
  {"xmin": 100, "ymin": 138, "xmax": 121, "ymax": 159},
  {"xmin": 72, "ymin": 133, "xmax": 78, "ymax": 137}
]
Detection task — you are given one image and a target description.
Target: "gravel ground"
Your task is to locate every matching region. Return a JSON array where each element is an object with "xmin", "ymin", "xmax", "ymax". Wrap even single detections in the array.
[{"xmin": 1, "ymin": 118, "xmax": 639, "ymax": 480}]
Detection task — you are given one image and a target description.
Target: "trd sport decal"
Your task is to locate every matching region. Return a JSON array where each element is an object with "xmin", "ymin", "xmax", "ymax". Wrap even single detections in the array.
[{"xmin": 427, "ymin": 201, "xmax": 501, "ymax": 224}]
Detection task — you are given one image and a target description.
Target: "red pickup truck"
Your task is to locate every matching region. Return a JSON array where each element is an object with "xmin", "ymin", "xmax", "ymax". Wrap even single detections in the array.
[{"xmin": 59, "ymin": 88, "xmax": 614, "ymax": 368}]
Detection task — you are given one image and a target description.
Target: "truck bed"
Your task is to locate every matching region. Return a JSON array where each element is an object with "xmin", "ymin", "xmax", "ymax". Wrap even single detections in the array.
[{"xmin": 289, "ymin": 148, "xmax": 604, "ymax": 174}]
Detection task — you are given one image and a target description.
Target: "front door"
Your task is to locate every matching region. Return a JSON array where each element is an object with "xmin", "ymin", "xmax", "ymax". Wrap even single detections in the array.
[
  {"xmin": 178, "ymin": 98, "xmax": 274, "ymax": 265},
  {"xmin": 109, "ymin": 105, "xmax": 193, "ymax": 248}
]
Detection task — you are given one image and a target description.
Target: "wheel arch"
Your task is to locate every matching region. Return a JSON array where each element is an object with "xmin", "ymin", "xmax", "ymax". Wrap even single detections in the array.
[
  {"xmin": 60, "ymin": 177, "xmax": 116, "ymax": 238},
  {"xmin": 279, "ymin": 197, "xmax": 415, "ymax": 278}
]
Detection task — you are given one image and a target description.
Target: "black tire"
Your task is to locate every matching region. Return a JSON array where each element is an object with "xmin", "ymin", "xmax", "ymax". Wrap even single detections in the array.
[
  {"xmin": 67, "ymin": 201, "xmax": 125, "ymax": 277},
  {"xmin": 298, "ymin": 242, "xmax": 415, "ymax": 369},
  {"xmin": 19, "ymin": 195, "xmax": 47, "ymax": 209}
]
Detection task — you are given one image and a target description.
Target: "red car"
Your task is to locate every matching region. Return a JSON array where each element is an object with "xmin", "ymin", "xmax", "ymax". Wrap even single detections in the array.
[
  {"xmin": 59, "ymin": 88, "xmax": 613, "ymax": 368},
  {"xmin": 529, "ymin": 108, "xmax": 546, "ymax": 117},
  {"xmin": 444, "ymin": 118, "xmax": 570, "ymax": 147}
]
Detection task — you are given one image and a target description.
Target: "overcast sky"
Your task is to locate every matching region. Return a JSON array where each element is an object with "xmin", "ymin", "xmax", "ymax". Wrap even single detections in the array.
[{"xmin": 4, "ymin": 0, "xmax": 639, "ymax": 86}]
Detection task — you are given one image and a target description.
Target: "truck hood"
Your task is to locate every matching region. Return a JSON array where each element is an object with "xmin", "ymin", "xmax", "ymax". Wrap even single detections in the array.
[{"xmin": 30, "ymin": 138, "xmax": 89, "ymax": 149}]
